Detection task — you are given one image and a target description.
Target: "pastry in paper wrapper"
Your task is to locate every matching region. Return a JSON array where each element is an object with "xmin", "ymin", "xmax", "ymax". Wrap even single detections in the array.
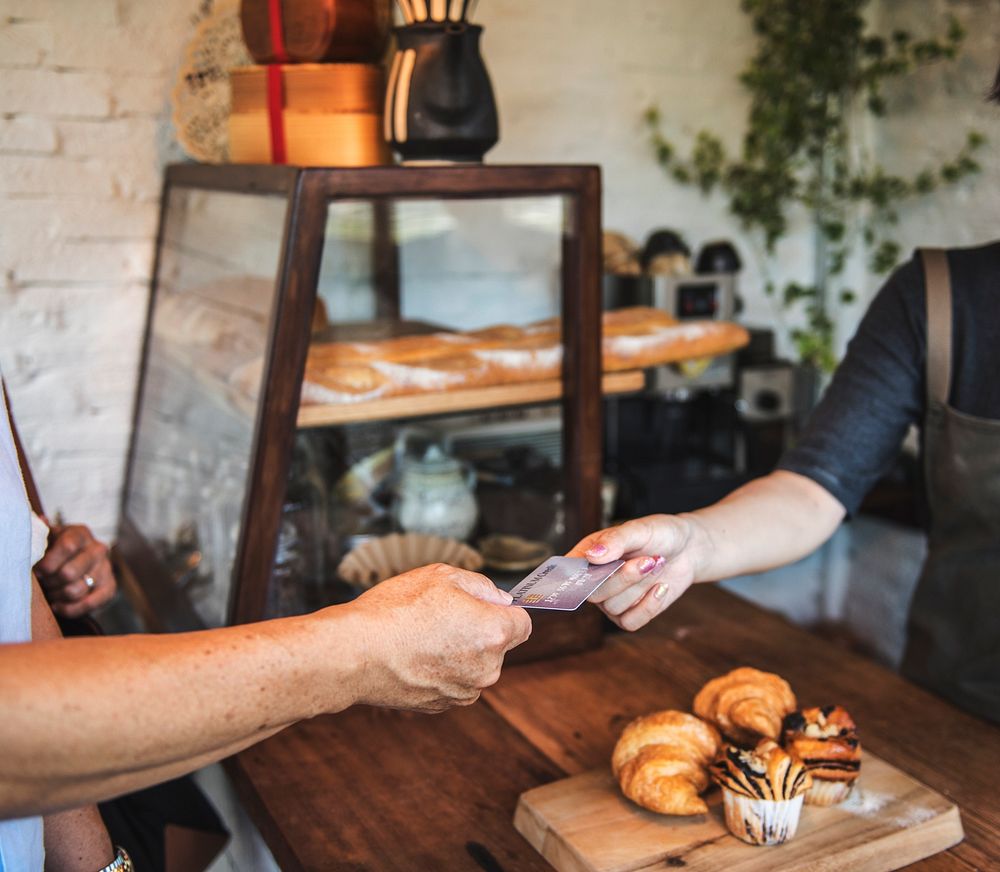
[
  {"xmin": 782, "ymin": 705, "xmax": 862, "ymax": 806},
  {"xmin": 710, "ymin": 739, "xmax": 812, "ymax": 846}
]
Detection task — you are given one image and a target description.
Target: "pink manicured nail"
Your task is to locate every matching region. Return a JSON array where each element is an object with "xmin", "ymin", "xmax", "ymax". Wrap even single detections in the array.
[
  {"xmin": 588, "ymin": 543, "xmax": 608, "ymax": 557},
  {"xmin": 638, "ymin": 557, "xmax": 656, "ymax": 574}
]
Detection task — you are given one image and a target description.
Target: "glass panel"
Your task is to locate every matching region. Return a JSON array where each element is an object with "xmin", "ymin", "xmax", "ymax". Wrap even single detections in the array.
[
  {"xmin": 125, "ymin": 187, "xmax": 287, "ymax": 627},
  {"xmin": 266, "ymin": 194, "xmax": 572, "ymax": 618}
]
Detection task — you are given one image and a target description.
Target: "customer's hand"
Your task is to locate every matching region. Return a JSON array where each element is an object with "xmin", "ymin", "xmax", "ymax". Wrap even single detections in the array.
[
  {"xmin": 35, "ymin": 524, "xmax": 117, "ymax": 619},
  {"xmin": 568, "ymin": 514, "xmax": 705, "ymax": 632},
  {"xmin": 343, "ymin": 563, "xmax": 532, "ymax": 713}
]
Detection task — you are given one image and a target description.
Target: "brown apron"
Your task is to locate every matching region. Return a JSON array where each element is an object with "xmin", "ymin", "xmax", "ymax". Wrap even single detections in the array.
[{"xmin": 901, "ymin": 249, "xmax": 1000, "ymax": 723}]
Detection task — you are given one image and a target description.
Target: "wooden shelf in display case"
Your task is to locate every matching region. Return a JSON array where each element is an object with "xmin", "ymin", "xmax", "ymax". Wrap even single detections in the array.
[{"xmin": 296, "ymin": 370, "xmax": 646, "ymax": 428}]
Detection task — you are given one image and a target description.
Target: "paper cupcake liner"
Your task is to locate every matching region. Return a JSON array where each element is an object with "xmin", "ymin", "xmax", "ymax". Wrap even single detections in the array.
[
  {"xmin": 722, "ymin": 790, "xmax": 804, "ymax": 846},
  {"xmin": 805, "ymin": 777, "xmax": 855, "ymax": 807},
  {"xmin": 337, "ymin": 533, "xmax": 483, "ymax": 589}
]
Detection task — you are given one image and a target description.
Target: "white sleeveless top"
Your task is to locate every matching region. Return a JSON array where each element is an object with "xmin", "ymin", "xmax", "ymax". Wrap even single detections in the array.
[{"xmin": 0, "ymin": 382, "xmax": 46, "ymax": 870}]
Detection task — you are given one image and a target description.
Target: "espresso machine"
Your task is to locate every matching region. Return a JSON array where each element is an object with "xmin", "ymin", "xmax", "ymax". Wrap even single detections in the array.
[{"xmin": 603, "ymin": 239, "xmax": 800, "ymax": 518}]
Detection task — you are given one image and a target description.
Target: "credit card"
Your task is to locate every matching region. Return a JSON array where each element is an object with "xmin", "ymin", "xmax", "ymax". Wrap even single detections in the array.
[{"xmin": 508, "ymin": 556, "xmax": 625, "ymax": 611}]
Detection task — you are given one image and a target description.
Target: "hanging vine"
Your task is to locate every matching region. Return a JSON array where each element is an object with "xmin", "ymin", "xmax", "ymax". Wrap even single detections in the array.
[{"xmin": 645, "ymin": 0, "xmax": 984, "ymax": 371}]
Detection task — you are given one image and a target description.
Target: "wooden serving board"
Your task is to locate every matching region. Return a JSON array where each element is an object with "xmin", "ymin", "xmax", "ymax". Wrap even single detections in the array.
[{"xmin": 514, "ymin": 752, "xmax": 963, "ymax": 872}]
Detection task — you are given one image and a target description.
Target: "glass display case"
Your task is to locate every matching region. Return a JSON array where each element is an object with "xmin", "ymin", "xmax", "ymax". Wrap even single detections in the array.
[{"xmin": 119, "ymin": 163, "xmax": 625, "ymax": 660}]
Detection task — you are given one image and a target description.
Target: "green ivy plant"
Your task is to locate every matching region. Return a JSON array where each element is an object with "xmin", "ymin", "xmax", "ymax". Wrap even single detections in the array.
[{"xmin": 645, "ymin": 0, "xmax": 985, "ymax": 371}]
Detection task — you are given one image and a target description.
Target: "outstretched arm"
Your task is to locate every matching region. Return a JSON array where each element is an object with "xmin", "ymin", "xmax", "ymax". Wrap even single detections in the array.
[
  {"xmin": 0, "ymin": 564, "xmax": 531, "ymax": 818},
  {"xmin": 571, "ymin": 470, "xmax": 845, "ymax": 630}
]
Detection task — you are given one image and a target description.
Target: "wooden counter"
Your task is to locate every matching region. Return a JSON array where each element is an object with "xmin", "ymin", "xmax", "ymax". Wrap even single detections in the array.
[{"xmin": 226, "ymin": 585, "xmax": 1000, "ymax": 871}]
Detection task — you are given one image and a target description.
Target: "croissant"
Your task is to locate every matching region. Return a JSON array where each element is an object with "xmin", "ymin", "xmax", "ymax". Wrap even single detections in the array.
[
  {"xmin": 693, "ymin": 667, "xmax": 797, "ymax": 746},
  {"xmin": 611, "ymin": 710, "xmax": 721, "ymax": 816}
]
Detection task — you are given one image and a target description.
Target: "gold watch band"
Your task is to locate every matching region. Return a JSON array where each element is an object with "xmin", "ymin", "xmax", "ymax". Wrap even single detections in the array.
[{"xmin": 97, "ymin": 846, "xmax": 133, "ymax": 872}]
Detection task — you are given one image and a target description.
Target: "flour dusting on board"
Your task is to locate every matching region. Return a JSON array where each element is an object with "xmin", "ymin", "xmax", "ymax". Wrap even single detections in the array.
[
  {"xmin": 892, "ymin": 806, "xmax": 937, "ymax": 828},
  {"xmin": 840, "ymin": 787, "xmax": 937, "ymax": 827},
  {"xmin": 840, "ymin": 788, "xmax": 892, "ymax": 817}
]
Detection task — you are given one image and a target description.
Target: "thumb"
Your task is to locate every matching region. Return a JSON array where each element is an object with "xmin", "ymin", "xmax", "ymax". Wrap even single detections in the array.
[
  {"xmin": 580, "ymin": 517, "xmax": 660, "ymax": 563},
  {"xmin": 450, "ymin": 569, "xmax": 513, "ymax": 606},
  {"xmin": 580, "ymin": 527, "xmax": 631, "ymax": 563},
  {"xmin": 474, "ymin": 583, "xmax": 514, "ymax": 607}
]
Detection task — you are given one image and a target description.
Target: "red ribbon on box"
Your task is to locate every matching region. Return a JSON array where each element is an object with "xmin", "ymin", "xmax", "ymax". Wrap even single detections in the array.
[{"xmin": 266, "ymin": 0, "xmax": 289, "ymax": 163}]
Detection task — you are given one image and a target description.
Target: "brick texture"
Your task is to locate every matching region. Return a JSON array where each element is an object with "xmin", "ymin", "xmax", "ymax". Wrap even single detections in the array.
[{"xmin": 0, "ymin": 0, "xmax": 203, "ymax": 537}]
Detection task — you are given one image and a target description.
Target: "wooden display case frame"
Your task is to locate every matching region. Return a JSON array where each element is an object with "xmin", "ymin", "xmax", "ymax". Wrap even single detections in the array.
[{"xmin": 118, "ymin": 163, "xmax": 613, "ymax": 661}]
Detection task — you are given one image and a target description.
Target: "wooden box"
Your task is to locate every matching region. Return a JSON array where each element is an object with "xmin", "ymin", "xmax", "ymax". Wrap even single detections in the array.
[
  {"xmin": 239, "ymin": 0, "xmax": 390, "ymax": 64},
  {"xmin": 228, "ymin": 64, "xmax": 389, "ymax": 166}
]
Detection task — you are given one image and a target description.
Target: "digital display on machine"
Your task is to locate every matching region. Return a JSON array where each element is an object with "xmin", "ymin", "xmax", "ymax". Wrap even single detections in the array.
[{"xmin": 676, "ymin": 282, "xmax": 719, "ymax": 318}]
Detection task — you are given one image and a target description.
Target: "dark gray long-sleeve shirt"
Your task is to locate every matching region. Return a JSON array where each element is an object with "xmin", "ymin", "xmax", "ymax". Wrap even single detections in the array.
[{"xmin": 778, "ymin": 242, "xmax": 1000, "ymax": 515}]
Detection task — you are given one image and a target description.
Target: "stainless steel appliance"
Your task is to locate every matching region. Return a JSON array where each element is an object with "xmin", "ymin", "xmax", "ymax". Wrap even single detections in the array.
[{"xmin": 735, "ymin": 360, "xmax": 798, "ymax": 474}]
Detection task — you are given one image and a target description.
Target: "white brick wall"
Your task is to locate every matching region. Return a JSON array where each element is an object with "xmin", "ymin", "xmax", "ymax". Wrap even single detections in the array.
[
  {"xmin": 0, "ymin": 0, "xmax": 998, "ymax": 543},
  {"xmin": 0, "ymin": 0, "xmax": 201, "ymax": 537}
]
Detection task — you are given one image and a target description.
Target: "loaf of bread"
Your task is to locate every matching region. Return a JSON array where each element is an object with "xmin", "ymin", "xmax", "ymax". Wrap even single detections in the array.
[
  {"xmin": 611, "ymin": 710, "xmax": 721, "ymax": 816},
  {"xmin": 292, "ymin": 306, "xmax": 749, "ymax": 405},
  {"xmin": 603, "ymin": 318, "xmax": 749, "ymax": 372}
]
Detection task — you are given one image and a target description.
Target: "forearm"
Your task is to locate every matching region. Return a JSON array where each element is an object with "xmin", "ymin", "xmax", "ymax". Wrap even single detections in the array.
[
  {"xmin": 0, "ymin": 606, "xmax": 366, "ymax": 817},
  {"xmin": 43, "ymin": 807, "xmax": 114, "ymax": 871},
  {"xmin": 75, "ymin": 725, "xmax": 285, "ymax": 811},
  {"xmin": 685, "ymin": 470, "xmax": 846, "ymax": 581}
]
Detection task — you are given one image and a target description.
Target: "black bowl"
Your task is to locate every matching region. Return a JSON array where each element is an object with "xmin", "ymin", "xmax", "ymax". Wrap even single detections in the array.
[{"xmin": 695, "ymin": 240, "xmax": 742, "ymax": 274}]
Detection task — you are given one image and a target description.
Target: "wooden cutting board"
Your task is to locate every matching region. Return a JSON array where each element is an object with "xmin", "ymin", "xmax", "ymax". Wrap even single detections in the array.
[{"xmin": 514, "ymin": 752, "xmax": 963, "ymax": 872}]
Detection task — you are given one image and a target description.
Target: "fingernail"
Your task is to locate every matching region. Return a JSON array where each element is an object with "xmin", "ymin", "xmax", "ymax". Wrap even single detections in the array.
[
  {"xmin": 498, "ymin": 589, "xmax": 513, "ymax": 605},
  {"xmin": 638, "ymin": 557, "xmax": 656, "ymax": 574},
  {"xmin": 653, "ymin": 555, "xmax": 666, "ymax": 571},
  {"xmin": 587, "ymin": 543, "xmax": 608, "ymax": 557},
  {"xmin": 653, "ymin": 583, "xmax": 669, "ymax": 600}
]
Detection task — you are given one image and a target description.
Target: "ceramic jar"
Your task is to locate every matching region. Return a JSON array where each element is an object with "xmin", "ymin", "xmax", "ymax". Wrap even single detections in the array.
[
  {"xmin": 395, "ymin": 444, "xmax": 478, "ymax": 540},
  {"xmin": 384, "ymin": 19, "xmax": 499, "ymax": 162}
]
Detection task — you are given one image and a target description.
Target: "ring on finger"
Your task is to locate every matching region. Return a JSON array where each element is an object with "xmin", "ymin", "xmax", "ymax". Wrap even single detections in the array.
[{"xmin": 83, "ymin": 575, "xmax": 96, "ymax": 591}]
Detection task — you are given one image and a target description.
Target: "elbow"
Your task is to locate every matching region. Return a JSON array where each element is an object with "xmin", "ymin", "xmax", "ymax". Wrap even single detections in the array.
[
  {"xmin": 0, "ymin": 783, "xmax": 44, "ymax": 819},
  {"xmin": 775, "ymin": 470, "xmax": 846, "ymax": 539}
]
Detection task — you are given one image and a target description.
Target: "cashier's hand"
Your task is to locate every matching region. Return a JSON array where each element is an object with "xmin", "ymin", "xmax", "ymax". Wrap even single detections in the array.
[
  {"xmin": 568, "ymin": 514, "xmax": 703, "ymax": 632},
  {"xmin": 346, "ymin": 564, "xmax": 532, "ymax": 713},
  {"xmin": 35, "ymin": 523, "xmax": 118, "ymax": 619}
]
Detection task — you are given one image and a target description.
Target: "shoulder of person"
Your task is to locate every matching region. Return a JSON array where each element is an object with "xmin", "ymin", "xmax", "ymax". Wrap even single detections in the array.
[
  {"xmin": 873, "ymin": 241, "xmax": 1000, "ymax": 328},
  {"xmin": 942, "ymin": 241, "xmax": 1000, "ymax": 298}
]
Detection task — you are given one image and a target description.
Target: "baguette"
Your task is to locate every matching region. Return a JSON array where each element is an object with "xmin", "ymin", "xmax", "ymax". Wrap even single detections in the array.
[{"xmin": 287, "ymin": 306, "xmax": 750, "ymax": 404}]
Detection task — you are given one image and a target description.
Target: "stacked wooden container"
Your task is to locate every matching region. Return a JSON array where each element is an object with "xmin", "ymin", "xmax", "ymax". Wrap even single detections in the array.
[{"xmin": 230, "ymin": 0, "xmax": 392, "ymax": 166}]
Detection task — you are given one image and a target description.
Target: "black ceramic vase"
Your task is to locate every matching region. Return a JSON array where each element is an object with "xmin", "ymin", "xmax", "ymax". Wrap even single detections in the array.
[{"xmin": 384, "ymin": 22, "xmax": 499, "ymax": 162}]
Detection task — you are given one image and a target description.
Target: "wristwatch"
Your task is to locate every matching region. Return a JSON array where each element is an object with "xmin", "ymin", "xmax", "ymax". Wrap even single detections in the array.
[{"xmin": 97, "ymin": 847, "xmax": 133, "ymax": 872}]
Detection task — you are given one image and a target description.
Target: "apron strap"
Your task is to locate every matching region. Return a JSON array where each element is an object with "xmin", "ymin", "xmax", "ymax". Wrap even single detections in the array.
[{"xmin": 920, "ymin": 248, "xmax": 953, "ymax": 407}]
